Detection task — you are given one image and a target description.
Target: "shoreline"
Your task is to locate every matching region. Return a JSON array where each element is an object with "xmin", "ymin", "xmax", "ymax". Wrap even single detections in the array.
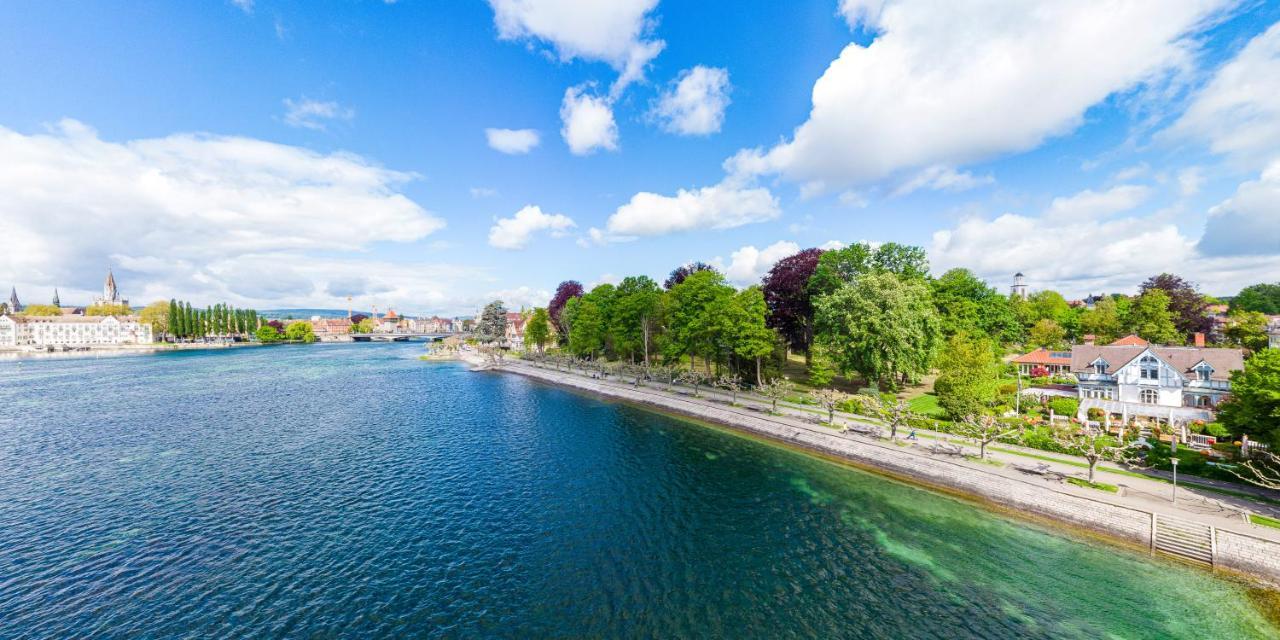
[
  {"xmin": 0, "ymin": 341, "xmax": 268, "ymax": 360},
  {"xmin": 479, "ymin": 356, "xmax": 1280, "ymax": 590}
]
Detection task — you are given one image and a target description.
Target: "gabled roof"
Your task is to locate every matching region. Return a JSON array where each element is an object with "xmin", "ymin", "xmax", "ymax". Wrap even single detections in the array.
[
  {"xmin": 1109, "ymin": 334, "xmax": 1149, "ymax": 347},
  {"xmin": 1013, "ymin": 348, "xmax": 1072, "ymax": 366},
  {"xmin": 1070, "ymin": 345, "xmax": 1242, "ymax": 381}
]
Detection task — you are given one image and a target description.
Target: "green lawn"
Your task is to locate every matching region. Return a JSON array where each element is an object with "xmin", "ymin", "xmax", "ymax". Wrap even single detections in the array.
[
  {"xmin": 1250, "ymin": 513, "xmax": 1280, "ymax": 530},
  {"xmin": 908, "ymin": 393, "xmax": 946, "ymax": 418},
  {"xmin": 1067, "ymin": 477, "xmax": 1119, "ymax": 493}
]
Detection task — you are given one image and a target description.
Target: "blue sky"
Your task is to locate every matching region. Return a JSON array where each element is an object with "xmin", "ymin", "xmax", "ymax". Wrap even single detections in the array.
[{"xmin": 1, "ymin": 1, "xmax": 1278, "ymax": 314}]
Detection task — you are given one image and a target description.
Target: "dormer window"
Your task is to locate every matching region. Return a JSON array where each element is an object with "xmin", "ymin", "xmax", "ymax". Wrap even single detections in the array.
[
  {"xmin": 1091, "ymin": 358, "xmax": 1108, "ymax": 375},
  {"xmin": 1194, "ymin": 362, "xmax": 1213, "ymax": 382},
  {"xmin": 1140, "ymin": 355, "xmax": 1160, "ymax": 381}
]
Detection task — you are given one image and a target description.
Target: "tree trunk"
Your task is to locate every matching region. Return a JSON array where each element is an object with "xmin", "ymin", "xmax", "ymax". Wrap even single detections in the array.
[
  {"xmin": 755, "ymin": 356, "xmax": 762, "ymax": 386},
  {"xmin": 1088, "ymin": 458, "xmax": 1097, "ymax": 484},
  {"xmin": 642, "ymin": 322, "xmax": 650, "ymax": 368}
]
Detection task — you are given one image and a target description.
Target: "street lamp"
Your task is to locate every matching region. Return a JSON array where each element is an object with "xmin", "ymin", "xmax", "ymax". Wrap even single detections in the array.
[{"xmin": 1171, "ymin": 457, "xmax": 1179, "ymax": 504}]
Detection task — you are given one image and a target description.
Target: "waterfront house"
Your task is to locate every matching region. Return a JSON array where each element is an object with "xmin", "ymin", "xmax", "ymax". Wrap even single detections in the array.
[
  {"xmin": 504, "ymin": 311, "xmax": 526, "ymax": 349},
  {"xmin": 1013, "ymin": 348, "xmax": 1073, "ymax": 377},
  {"xmin": 1070, "ymin": 339, "xmax": 1243, "ymax": 424},
  {"xmin": 310, "ymin": 317, "xmax": 353, "ymax": 341},
  {"xmin": 0, "ymin": 314, "xmax": 153, "ymax": 349}
]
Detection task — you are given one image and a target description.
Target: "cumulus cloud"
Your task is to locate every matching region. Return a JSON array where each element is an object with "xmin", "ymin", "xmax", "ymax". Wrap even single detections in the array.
[
  {"xmin": 930, "ymin": 182, "xmax": 1280, "ymax": 295},
  {"xmin": 1170, "ymin": 21, "xmax": 1280, "ymax": 171},
  {"xmin": 487, "ymin": 205, "xmax": 576, "ymax": 250},
  {"xmin": 488, "ymin": 0, "xmax": 664, "ymax": 94},
  {"xmin": 738, "ymin": 0, "xmax": 1229, "ymax": 190},
  {"xmin": 0, "ymin": 119, "xmax": 453, "ymax": 309},
  {"xmin": 485, "ymin": 127, "xmax": 540, "ymax": 154},
  {"xmin": 891, "ymin": 165, "xmax": 993, "ymax": 197},
  {"xmin": 282, "ymin": 97, "xmax": 355, "ymax": 131},
  {"xmin": 651, "ymin": 66, "xmax": 732, "ymax": 136},
  {"xmin": 480, "ymin": 285, "xmax": 552, "ymax": 312},
  {"xmin": 716, "ymin": 241, "xmax": 801, "ymax": 285},
  {"xmin": 593, "ymin": 180, "xmax": 780, "ymax": 241},
  {"xmin": 560, "ymin": 86, "xmax": 619, "ymax": 155},
  {"xmin": 1177, "ymin": 166, "xmax": 1204, "ymax": 196},
  {"xmin": 1197, "ymin": 161, "xmax": 1280, "ymax": 258}
]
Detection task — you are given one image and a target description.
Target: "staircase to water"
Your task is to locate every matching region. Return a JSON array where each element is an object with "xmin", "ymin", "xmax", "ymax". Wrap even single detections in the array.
[{"xmin": 1152, "ymin": 513, "xmax": 1215, "ymax": 567}]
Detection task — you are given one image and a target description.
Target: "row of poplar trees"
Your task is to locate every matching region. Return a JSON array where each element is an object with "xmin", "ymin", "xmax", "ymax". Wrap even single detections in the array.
[{"xmin": 167, "ymin": 300, "xmax": 259, "ymax": 340}]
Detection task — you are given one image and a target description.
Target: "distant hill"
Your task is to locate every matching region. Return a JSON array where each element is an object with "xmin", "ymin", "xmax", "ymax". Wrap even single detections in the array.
[{"xmin": 259, "ymin": 308, "xmax": 367, "ymax": 320}]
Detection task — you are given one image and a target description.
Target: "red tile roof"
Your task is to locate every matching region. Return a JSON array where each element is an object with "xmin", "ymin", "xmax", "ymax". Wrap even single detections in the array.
[
  {"xmin": 1108, "ymin": 334, "xmax": 1149, "ymax": 347},
  {"xmin": 1013, "ymin": 348, "xmax": 1073, "ymax": 366}
]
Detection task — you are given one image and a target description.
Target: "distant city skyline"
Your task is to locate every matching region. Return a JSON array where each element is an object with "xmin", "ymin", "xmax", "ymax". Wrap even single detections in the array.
[{"xmin": 2, "ymin": 1, "xmax": 1279, "ymax": 314}]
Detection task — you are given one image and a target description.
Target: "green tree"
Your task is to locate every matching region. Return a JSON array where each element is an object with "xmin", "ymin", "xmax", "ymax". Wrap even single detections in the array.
[
  {"xmin": 1218, "ymin": 349, "xmax": 1280, "ymax": 447},
  {"xmin": 722, "ymin": 286, "xmax": 776, "ymax": 384},
  {"xmin": 476, "ymin": 300, "xmax": 509, "ymax": 345},
  {"xmin": 255, "ymin": 324, "xmax": 282, "ymax": 343},
  {"xmin": 20, "ymin": 304, "xmax": 63, "ymax": 316},
  {"xmin": 139, "ymin": 300, "xmax": 170, "ymax": 339},
  {"xmin": 568, "ymin": 296, "xmax": 606, "ymax": 358},
  {"xmin": 1127, "ymin": 289, "xmax": 1180, "ymax": 345},
  {"xmin": 285, "ymin": 321, "xmax": 316, "ymax": 343},
  {"xmin": 1225, "ymin": 310, "xmax": 1271, "ymax": 352},
  {"xmin": 665, "ymin": 269, "xmax": 735, "ymax": 373},
  {"xmin": 1028, "ymin": 318, "xmax": 1067, "ymax": 349},
  {"xmin": 525, "ymin": 307, "xmax": 552, "ymax": 353},
  {"xmin": 934, "ymin": 332, "xmax": 1000, "ymax": 420},
  {"xmin": 610, "ymin": 276, "xmax": 663, "ymax": 365},
  {"xmin": 1231, "ymin": 283, "xmax": 1280, "ymax": 315},
  {"xmin": 814, "ymin": 271, "xmax": 940, "ymax": 389},
  {"xmin": 930, "ymin": 268, "xmax": 1020, "ymax": 344},
  {"xmin": 808, "ymin": 242, "xmax": 928, "ymax": 298},
  {"xmin": 1027, "ymin": 290, "xmax": 1070, "ymax": 324},
  {"xmin": 1079, "ymin": 296, "xmax": 1124, "ymax": 344}
]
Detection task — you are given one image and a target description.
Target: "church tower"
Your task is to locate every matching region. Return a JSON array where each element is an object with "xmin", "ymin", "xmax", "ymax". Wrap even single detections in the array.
[
  {"xmin": 1011, "ymin": 272, "xmax": 1028, "ymax": 300},
  {"xmin": 104, "ymin": 269, "xmax": 119, "ymax": 304},
  {"xmin": 8, "ymin": 287, "xmax": 20, "ymax": 313},
  {"xmin": 52, "ymin": 288, "xmax": 61, "ymax": 308}
]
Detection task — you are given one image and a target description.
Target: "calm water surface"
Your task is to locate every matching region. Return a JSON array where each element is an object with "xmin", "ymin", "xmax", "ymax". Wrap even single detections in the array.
[{"xmin": 0, "ymin": 344, "xmax": 1276, "ymax": 638}]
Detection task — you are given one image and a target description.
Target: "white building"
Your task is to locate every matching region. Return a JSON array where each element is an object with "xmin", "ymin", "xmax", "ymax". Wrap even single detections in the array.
[
  {"xmin": 0, "ymin": 314, "xmax": 153, "ymax": 349},
  {"xmin": 1268, "ymin": 316, "xmax": 1280, "ymax": 350},
  {"xmin": 1010, "ymin": 272, "xmax": 1028, "ymax": 300},
  {"xmin": 1071, "ymin": 343, "xmax": 1243, "ymax": 424}
]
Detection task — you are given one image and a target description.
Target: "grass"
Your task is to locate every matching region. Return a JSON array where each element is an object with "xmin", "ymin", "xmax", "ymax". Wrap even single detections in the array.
[
  {"xmin": 1250, "ymin": 513, "xmax": 1280, "ymax": 530},
  {"xmin": 907, "ymin": 393, "xmax": 946, "ymax": 418},
  {"xmin": 1067, "ymin": 477, "xmax": 1119, "ymax": 493}
]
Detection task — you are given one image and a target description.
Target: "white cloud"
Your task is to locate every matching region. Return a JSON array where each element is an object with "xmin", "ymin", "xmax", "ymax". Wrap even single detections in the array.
[
  {"xmin": 0, "ymin": 119, "xmax": 451, "ymax": 309},
  {"xmin": 481, "ymin": 285, "xmax": 551, "ymax": 312},
  {"xmin": 1170, "ymin": 21, "xmax": 1280, "ymax": 170},
  {"xmin": 651, "ymin": 66, "xmax": 732, "ymax": 136},
  {"xmin": 837, "ymin": 190, "xmax": 869, "ymax": 208},
  {"xmin": 231, "ymin": 0, "xmax": 254, "ymax": 14},
  {"xmin": 1177, "ymin": 166, "xmax": 1204, "ymax": 196},
  {"xmin": 488, "ymin": 0, "xmax": 664, "ymax": 95},
  {"xmin": 485, "ymin": 127, "xmax": 540, "ymax": 154},
  {"xmin": 929, "ymin": 182, "xmax": 1280, "ymax": 296},
  {"xmin": 595, "ymin": 180, "xmax": 780, "ymax": 240},
  {"xmin": 560, "ymin": 86, "xmax": 618, "ymax": 155},
  {"xmin": 819, "ymin": 240, "xmax": 847, "ymax": 251},
  {"xmin": 716, "ymin": 241, "xmax": 801, "ymax": 285},
  {"xmin": 891, "ymin": 165, "xmax": 994, "ymax": 197},
  {"xmin": 739, "ymin": 0, "xmax": 1229, "ymax": 189},
  {"xmin": 1198, "ymin": 160, "xmax": 1280, "ymax": 258},
  {"xmin": 470, "ymin": 187, "xmax": 498, "ymax": 198},
  {"xmin": 282, "ymin": 97, "xmax": 355, "ymax": 131},
  {"xmin": 1044, "ymin": 184, "xmax": 1151, "ymax": 220},
  {"xmin": 1112, "ymin": 163, "xmax": 1151, "ymax": 182},
  {"xmin": 487, "ymin": 205, "xmax": 576, "ymax": 250}
]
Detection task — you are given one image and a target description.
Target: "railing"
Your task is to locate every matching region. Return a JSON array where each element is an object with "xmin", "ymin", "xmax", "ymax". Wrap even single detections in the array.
[
  {"xmin": 1074, "ymin": 373, "xmax": 1116, "ymax": 383},
  {"xmin": 1186, "ymin": 379, "xmax": 1230, "ymax": 391}
]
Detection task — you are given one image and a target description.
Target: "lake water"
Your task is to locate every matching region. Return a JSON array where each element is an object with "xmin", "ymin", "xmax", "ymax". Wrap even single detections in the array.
[{"xmin": 0, "ymin": 343, "xmax": 1276, "ymax": 638}]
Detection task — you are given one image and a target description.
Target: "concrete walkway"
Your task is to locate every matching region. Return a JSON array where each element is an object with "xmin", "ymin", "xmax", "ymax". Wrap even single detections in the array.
[{"xmin": 497, "ymin": 358, "xmax": 1280, "ymax": 544}]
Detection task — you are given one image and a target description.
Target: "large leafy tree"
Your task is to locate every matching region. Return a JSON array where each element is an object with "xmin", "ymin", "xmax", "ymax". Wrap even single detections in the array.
[
  {"xmin": 1080, "ymin": 296, "xmax": 1124, "ymax": 344},
  {"xmin": 547, "ymin": 280, "xmax": 583, "ymax": 340},
  {"xmin": 1231, "ymin": 283, "xmax": 1280, "ymax": 315},
  {"xmin": 139, "ymin": 300, "xmax": 170, "ymax": 338},
  {"xmin": 720, "ymin": 286, "xmax": 776, "ymax": 384},
  {"xmin": 1218, "ymin": 349, "xmax": 1280, "ymax": 447},
  {"xmin": 808, "ymin": 241, "xmax": 928, "ymax": 298},
  {"xmin": 1140, "ymin": 273, "xmax": 1210, "ymax": 338},
  {"xmin": 477, "ymin": 300, "xmax": 509, "ymax": 345},
  {"xmin": 814, "ymin": 271, "xmax": 940, "ymax": 388},
  {"xmin": 567, "ymin": 285, "xmax": 616, "ymax": 358},
  {"xmin": 1026, "ymin": 290, "xmax": 1070, "ymax": 324},
  {"xmin": 1028, "ymin": 318, "xmax": 1067, "ymax": 349},
  {"xmin": 524, "ymin": 307, "xmax": 551, "ymax": 353},
  {"xmin": 762, "ymin": 248, "xmax": 824, "ymax": 363},
  {"xmin": 1127, "ymin": 289, "xmax": 1180, "ymax": 345},
  {"xmin": 665, "ymin": 269, "xmax": 734, "ymax": 372},
  {"xmin": 20, "ymin": 304, "xmax": 63, "ymax": 316},
  {"xmin": 610, "ymin": 276, "xmax": 663, "ymax": 365},
  {"xmin": 934, "ymin": 332, "xmax": 1000, "ymax": 421},
  {"xmin": 1225, "ymin": 310, "xmax": 1271, "ymax": 352},
  {"xmin": 930, "ymin": 268, "xmax": 1019, "ymax": 344},
  {"xmin": 663, "ymin": 261, "xmax": 718, "ymax": 290}
]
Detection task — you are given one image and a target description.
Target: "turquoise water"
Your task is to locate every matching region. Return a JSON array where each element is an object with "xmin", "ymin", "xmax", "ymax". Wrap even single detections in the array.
[{"xmin": 0, "ymin": 344, "xmax": 1275, "ymax": 638}]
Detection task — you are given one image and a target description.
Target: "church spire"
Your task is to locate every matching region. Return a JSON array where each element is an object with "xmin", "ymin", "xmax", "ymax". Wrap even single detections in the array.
[
  {"xmin": 104, "ymin": 269, "xmax": 119, "ymax": 303},
  {"xmin": 52, "ymin": 288, "xmax": 61, "ymax": 308},
  {"xmin": 7, "ymin": 287, "xmax": 20, "ymax": 313}
]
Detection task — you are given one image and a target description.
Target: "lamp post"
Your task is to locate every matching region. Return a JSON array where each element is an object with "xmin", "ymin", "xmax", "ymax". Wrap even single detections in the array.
[{"xmin": 1171, "ymin": 457, "xmax": 1179, "ymax": 504}]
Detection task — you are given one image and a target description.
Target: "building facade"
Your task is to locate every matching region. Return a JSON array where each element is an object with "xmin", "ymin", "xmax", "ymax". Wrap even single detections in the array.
[
  {"xmin": 1070, "ymin": 344, "xmax": 1243, "ymax": 423},
  {"xmin": 1013, "ymin": 348, "xmax": 1073, "ymax": 376},
  {"xmin": 0, "ymin": 315, "xmax": 153, "ymax": 348}
]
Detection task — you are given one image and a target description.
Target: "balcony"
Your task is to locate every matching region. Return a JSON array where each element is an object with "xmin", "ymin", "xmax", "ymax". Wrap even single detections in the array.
[
  {"xmin": 1186, "ymin": 379, "xmax": 1230, "ymax": 392},
  {"xmin": 1074, "ymin": 373, "xmax": 1116, "ymax": 383}
]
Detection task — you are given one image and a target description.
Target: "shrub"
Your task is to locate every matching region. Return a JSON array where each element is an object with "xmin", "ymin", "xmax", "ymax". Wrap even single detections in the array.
[
  {"xmin": 857, "ymin": 386, "xmax": 880, "ymax": 399},
  {"xmin": 1030, "ymin": 376, "xmax": 1050, "ymax": 386},
  {"xmin": 998, "ymin": 383, "xmax": 1018, "ymax": 395},
  {"xmin": 1205, "ymin": 422, "xmax": 1230, "ymax": 439},
  {"xmin": 1087, "ymin": 407, "xmax": 1105, "ymax": 421},
  {"xmin": 1048, "ymin": 397, "xmax": 1079, "ymax": 417}
]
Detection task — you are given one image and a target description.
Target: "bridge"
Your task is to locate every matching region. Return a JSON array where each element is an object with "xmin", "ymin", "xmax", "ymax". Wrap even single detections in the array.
[{"xmin": 349, "ymin": 333, "xmax": 452, "ymax": 342}]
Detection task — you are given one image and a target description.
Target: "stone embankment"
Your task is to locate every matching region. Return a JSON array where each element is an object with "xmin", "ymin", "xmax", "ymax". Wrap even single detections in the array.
[{"xmin": 489, "ymin": 360, "xmax": 1280, "ymax": 586}]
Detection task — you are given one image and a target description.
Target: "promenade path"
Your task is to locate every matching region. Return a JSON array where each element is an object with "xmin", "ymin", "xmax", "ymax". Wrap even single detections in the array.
[{"xmin": 493, "ymin": 357, "xmax": 1280, "ymax": 547}]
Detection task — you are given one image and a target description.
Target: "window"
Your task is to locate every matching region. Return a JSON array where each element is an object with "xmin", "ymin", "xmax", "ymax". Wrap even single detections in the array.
[
  {"xmin": 1140, "ymin": 356, "xmax": 1159, "ymax": 381},
  {"xmin": 1197, "ymin": 396, "xmax": 1211, "ymax": 408},
  {"xmin": 1092, "ymin": 358, "xmax": 1108, "ymax": 375},
  {"xmin": 1140, "ymin": 389, "xmax": 1159, "ymax": 404},
  {"xmin": 1195, "ymin": 364, "xmax": 1212, "ymax": 382}
]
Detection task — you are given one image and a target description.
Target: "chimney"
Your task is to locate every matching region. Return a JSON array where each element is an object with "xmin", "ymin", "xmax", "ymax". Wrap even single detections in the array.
[
  {"xmin": 1193, "ymin": 332, "xmax": 1205, "ymax": 348},
  {"xmin": 1083, "ymin": 334, "xmax": 1095, "ymax": 346}
]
